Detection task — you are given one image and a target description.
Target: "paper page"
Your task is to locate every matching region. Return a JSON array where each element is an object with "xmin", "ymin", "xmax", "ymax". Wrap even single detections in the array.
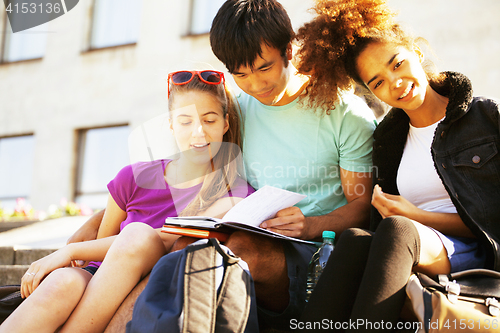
[
  {"xmin": 221, "ymin": 185, "xmax": 306, "ymax": 227},
  {"xmin": 165, "ymin": 216, "xmax": 222, "ymax": 228},
  {"xmin": 167, "ymin": 216, "xmax": 222, "ymax": 222}
]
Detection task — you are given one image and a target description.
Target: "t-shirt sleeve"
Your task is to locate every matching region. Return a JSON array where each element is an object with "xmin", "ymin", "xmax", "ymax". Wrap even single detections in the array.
[
  {"xmin": 337, "ymin": 94, "xmax": 377, "ymax": 173},
  {"xmin": 107, "ymin": 164, "xmax": 135, "ymax": 211}
]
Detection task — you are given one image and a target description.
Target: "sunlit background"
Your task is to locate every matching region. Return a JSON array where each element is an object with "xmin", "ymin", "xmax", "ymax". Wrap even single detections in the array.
[{"xmin": 0, "ymin": 0, "xmax": 499, "ymax": 214}]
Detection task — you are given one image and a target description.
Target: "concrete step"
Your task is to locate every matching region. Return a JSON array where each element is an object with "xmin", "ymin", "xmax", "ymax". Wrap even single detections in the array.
[
  {"xmin": 0, "ymin": 247, "xmax": 58, "ymax": 285},
  {"xmin": 0, "ymin": 247, "xmax": 14, "ymax": 265},
  {"xmin": 0, "ymin": 247, "xmax": 57, "ymax": 265},
  {"xmin": 14, "ymin": 248, "xmax": 58, "ymax": 265},
  {"xmin": 0, "ymin": 265, "xmax": 30, "ymax": 285}
]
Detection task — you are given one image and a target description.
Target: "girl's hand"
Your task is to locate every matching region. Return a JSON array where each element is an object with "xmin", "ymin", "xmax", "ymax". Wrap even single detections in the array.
[
  {"xmin": 371, "ymin": 185, "xmax": 420, "ymax": 220},
  {"xmin": 21, "ymin": 247, "xmax": 73, "ymax": 298}
]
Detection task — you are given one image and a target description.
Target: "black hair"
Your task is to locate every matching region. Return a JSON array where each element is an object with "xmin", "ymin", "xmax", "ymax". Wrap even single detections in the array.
[{"xmin": 210, "ymin": 0, "xmax": 294, "ymax": 73}]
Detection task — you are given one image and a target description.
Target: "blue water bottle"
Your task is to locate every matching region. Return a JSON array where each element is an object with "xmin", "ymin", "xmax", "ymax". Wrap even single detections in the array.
[{"xmin": 305, "ymin": 230, "xmax": 336, "ymax": 302}]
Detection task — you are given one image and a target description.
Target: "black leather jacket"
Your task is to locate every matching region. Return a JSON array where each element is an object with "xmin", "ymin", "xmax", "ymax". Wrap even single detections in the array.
[{"xmin": 371, "ymin": 72, "xmax": 500, "ymax": 271}]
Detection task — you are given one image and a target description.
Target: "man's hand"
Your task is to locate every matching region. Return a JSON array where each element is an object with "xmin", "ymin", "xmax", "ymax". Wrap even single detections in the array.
[
  {"xmin": 259, "ymin": 206, "xmax": 309, "ymax": 239},
  {"xmin": 67, "ymin": 210, "xmax": 104, "ymax": 244}
]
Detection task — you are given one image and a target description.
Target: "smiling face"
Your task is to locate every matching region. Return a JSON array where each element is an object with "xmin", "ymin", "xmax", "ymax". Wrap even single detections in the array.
[
  {"xmin": 231, "ymin": 43, "xmax": 292, "ymax": 106},
  {"xmin": 170, "ymin": 90, "xmax": 229, "ymax": 165},
  {"xmin": 356, "ymin": 42, "xmax": 430, "ymax": 112}
]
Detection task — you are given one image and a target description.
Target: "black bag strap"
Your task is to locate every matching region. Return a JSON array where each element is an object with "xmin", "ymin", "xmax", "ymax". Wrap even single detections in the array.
[
  {"xmin": 450, "ymin": 269, "xmax": 500, "ymax": 280},
  {"xmin": 0, "ymin": 285, "xmax": 21, "ymax": 300},
  {"xmin": 449, "ymin": 269, "xmax": 500, "ymax": 299},
  {"xmin": 0, "ymin": 285, "xmax": 24, "ymax": 325},
  {"xmin": 417, "ymin": 269, "xmax": 500, "ymax": 299}
]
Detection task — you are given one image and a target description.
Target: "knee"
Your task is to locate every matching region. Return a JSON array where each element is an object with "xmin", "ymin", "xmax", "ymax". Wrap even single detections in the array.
[
  {"xmin": 336, "ymin": 228, "xmax": 372, "ymax": 250},
  {"xmin": 377, "ymin": 216, "xmax": 418, "ymax": 240},
  {"xmin": 376, "ymin": 216, "xmax": 420, "ymax": 262},
  {"xmin": 35, "ymin": 268, "xmax": 88, "ymax": 302},
  {"xmin": 225, "ymin": 231, "xmax": 281, "ymax": 267},
  {"xmin": 171, "ymin": 236, "xmax": 198, "ymax": 252},
  {"xmin": 224, "ymin": 231, "xmax": 257, "ymax": 257},
  {"xmin": 112, "ymin": 223, "xmax": 160, "ymax": 259}
]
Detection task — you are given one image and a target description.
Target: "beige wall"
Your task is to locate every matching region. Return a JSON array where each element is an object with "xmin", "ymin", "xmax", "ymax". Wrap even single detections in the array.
[
  {"xmin": 0, "ymin": 0, "xmax": 315, "ymax": 211},
  {"xmin": 388, "ymin": 0, "xmax": 500, "ymax": 99},
  {"xmin": 0, "ymin": 0, "xmax": 499, "ymax": 211}
]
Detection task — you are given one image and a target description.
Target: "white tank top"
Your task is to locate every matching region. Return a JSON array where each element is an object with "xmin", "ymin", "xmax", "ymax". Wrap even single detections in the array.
[{"xmin": 396, "ymin": 119, "xmax": 457, "ymax": 213}]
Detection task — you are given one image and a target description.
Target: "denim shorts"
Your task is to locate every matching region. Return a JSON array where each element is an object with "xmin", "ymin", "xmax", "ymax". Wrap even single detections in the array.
[
  {"xmin": 256, "ymin": 240, "xmax": 316, "ymax": 330},
  {"xmin": 82, "ymin": 265, "xmax": 98, "ymax": 275},
  {"xmin": 432, "ymin": 228, "xmax": 486, "ymax": 273}
]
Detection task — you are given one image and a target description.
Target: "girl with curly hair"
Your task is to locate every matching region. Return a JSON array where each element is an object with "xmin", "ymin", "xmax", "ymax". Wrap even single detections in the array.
[{"xmin": 295, "ymin": 0, "xmax": 500, "ymax": 330}]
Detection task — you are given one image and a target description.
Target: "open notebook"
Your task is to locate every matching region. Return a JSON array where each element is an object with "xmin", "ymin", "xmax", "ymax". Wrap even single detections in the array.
[{"xmin": 162, "ymin": 185, "xmax": 313, "ymax": 244}]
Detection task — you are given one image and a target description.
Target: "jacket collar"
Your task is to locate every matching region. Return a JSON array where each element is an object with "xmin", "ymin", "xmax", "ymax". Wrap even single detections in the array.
[{"xmin": 440, "ymin": 71, "xmax": 474, "ymax": 124}]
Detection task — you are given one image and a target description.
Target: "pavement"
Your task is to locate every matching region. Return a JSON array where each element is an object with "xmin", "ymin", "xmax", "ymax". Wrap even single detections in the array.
[{"xmin": 0, "ymin": 215, "xmax": 89, "ymax": 249}]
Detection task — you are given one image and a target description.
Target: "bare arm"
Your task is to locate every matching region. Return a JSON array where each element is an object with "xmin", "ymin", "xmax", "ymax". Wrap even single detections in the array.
[
  {"xmin": 201, "ymin": 196, "xmax": 245, "ymax": 219},
  {"xmin": 371, "ymin": 184, "xmax": 474, "ymax": 238},
  {"xmin": 22, "ymin": 195, "xmax": 127, "ymax": 297},
  {"xmin": 66, "ymin": 209, "xmax": 105, "ymax": 245},
  {"xmin": 95, "ymin": 194, "xmax": 127, "ymax": 239},
  {"xmin": 260, "ymin": 169, "xmax": 373, "ymax": 241}
]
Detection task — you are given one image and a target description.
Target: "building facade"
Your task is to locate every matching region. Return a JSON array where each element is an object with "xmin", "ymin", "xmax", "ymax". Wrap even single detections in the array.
[{"xmin": 0, "ymin": 0, "xmax": 499, "ymax": 212}]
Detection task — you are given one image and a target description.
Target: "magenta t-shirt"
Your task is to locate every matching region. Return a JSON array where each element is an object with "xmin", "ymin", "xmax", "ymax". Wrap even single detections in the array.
[{"xmin": 88, "ymin": 159, "xmax": 254, "ymax": 268}]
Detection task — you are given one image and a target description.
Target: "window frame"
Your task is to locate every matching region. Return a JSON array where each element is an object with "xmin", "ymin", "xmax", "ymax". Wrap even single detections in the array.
[
  {"xmin": 0, "ymin": 10, "xmax": 47, "ymax": 64},
  {"xmin": 74, "ymin": 124, "xmax": 130, "ymax": 208},
  {"xmin": 186, "ymin": 0, "xmax": 225, "ymax": 36},
  {"xmin": 87, "ymin": 0, "xmax": 143, "ymax": 51},
  {"xmin": 0, "ymin": 133, "xmax": 36, "ymax": 206}
]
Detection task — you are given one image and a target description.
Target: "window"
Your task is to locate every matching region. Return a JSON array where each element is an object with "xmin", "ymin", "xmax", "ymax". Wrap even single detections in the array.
[
  {"xmin": 189, "ymin": 0, "xmax": 225, "ymax": 35},
  {"xmin": 2, "ymin": 15, "xmax": 47, "ymax": 63},
  {"xmin": 0, "ymin": 135, "xmax": 36, "ymax": 209},
  {"xmin": 75, "ymin": 126, "xmax": 130, "ymax": 209},
  {"xmin": 90, "ymin": 0, "xmax": 143, "ymax": 49}
]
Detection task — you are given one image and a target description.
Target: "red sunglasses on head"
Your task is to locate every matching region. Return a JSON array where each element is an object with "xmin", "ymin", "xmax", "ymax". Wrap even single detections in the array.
[{"xmin": 167, "ymin": 70, "xmax": 225, "ymax": 98}]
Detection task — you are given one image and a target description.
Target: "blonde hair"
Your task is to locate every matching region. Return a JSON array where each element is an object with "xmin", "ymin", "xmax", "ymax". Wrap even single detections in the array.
[{"xmin": 167, "ymin": 75, "xmax": 244, "ymax": 216}]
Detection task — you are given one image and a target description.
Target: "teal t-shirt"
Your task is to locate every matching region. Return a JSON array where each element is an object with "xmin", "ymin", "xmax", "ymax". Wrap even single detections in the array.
[{"xmin": 238, "ymin": 92, "xmax": 376, "ymax": 217}]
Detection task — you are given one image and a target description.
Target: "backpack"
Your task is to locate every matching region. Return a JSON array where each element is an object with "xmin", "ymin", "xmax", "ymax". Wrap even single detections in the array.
[
  {"xmin": 0, "ymin": 285, "xmax": 23, "ymax": 324},
  {"xmin": 406, "ymin": 269, "xmax": 500, "ymax": 332},
  {"xmin": 126, "ymin": 238, "xmax": 259, "ymax": 333}
]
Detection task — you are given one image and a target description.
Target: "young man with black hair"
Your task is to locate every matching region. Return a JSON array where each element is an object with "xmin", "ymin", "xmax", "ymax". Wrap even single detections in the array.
[
  {"xmin": 208, "ymin": 0, "xmax": 376, "ymax": 329},
  {"xmin": 67, "ymin": 1, "xmax": 376, "ymax": 331}
]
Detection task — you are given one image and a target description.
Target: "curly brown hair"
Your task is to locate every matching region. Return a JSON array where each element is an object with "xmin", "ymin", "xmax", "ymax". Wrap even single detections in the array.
[{"xmin": 295, "ymin": 0, "xmax": 444, "ymax": 112}]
